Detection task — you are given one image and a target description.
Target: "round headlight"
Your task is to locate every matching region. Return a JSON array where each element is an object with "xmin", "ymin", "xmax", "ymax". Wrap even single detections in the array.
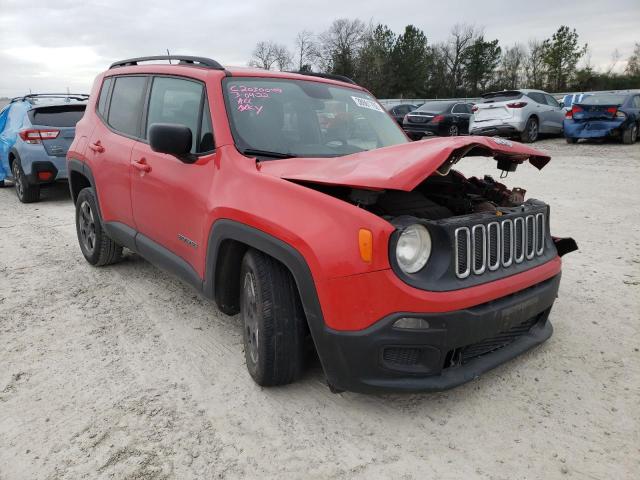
[{"xmin": 395, "ymin": 224, "xmax": 431, "ymax": 273}]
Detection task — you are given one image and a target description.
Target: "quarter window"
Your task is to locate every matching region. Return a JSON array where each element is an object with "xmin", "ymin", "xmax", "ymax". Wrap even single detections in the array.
[
  {"xmin": 97, "ymin": 77, "xmax": 112, "ymax": 117},
  {"xmin": 107, "ymin": 76, "xmax": 147, "ymax": 137},
  {"xmin": 146, "ymin": 77, "xmax": 204, "ymax": 153}
]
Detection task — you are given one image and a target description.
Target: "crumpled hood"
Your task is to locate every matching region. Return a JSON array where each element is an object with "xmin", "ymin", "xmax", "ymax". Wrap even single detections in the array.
[{"xmin": 258, "ymin": 136, "xmax": 551, "ymax": 191}]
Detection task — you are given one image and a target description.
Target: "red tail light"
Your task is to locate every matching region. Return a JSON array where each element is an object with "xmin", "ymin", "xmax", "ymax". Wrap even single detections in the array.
[
  {"xmin": 471, "ymin": 105, "xmax": 478, "ymax": 113},
  {"xmin": 506, "ymin": 102, "xmax": 528, "ymax": 109},
  {"xmin": 431, "ymin": 115, "xmax": 445, "ymax": 123},
  {"xmin": 19, "ymin": 129, "xmax": 60, "ymax": 144},
  {"xmin": 606, "ymin": 106, "xmax": 617, "ymax": 114}
]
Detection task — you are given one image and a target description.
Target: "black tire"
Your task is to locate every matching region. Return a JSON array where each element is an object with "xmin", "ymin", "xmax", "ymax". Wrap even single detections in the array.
[
  {"xmin": 75, "ymin": 187, "xmax": 123, "ymax": 266},
  {"xmin": 11, "ymin": 159, "xmax": 40, "ymax": 203},
  {"xmin": 240, "ymin": 249, "xmax": 306, "ymax": 386},
  {"xmin": 520, "ymin": 117, "xmax": 539, "ymax": 143},
  {"xmin": 447, "ymin": 124, "xmax": 459, "ymax": 136},
  {"xmin": 622, "ymin": 123, "xmax": 638, "ymax": 144},
  {"xmin": 566, "ymin": 137, "xmax": 578, "ymax": 144}
]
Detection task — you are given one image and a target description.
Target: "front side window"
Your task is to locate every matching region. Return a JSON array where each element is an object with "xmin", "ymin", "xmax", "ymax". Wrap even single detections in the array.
[
  {"xmin": 545, "ymin": 95, "xmax": 560, "ymax": 108},
  {"xmin": 223, "ymin": 78, "xmax": 407, "ymax": 159},
  {"xmin": 146, "ymin": 77, "xmax": 204, "ymax": 153},
  {"xmin": 107, "ymin": 76, "xmax": 147, "ymax": 137}
]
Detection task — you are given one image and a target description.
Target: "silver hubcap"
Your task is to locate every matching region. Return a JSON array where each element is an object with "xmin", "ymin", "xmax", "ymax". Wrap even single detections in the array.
[
  {"xmin": 12, "ymin": 163, "xmax": 23, "ymax": 198},
  {"xmin": 79, "ymin": 200, "xmax": 97, "ymax": 253},
  {"xmin": 449, "ymin": 125, "xmax": 458, "ymax": 136},
  {"xmin": 529, "ymin": 121, "xmax": 538, "ymax": 140},
  {"xmin": 243, "ymin": 272, "xmax": 259, "ymax": 364}
]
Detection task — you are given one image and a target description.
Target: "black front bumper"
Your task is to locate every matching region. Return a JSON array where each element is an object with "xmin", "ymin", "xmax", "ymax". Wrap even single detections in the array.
[{"xmin": 317, "ymin": 274, "xmax": 560, "ymax": 393}]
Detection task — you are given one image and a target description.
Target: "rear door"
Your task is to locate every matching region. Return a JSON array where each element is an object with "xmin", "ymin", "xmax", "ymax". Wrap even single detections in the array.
[
  {"xmin": 88, "ymin": 75, "xmax": 148, "ymax": 227},
  {"xmin": 131, "ymin": 75, "xmax": 215, "ymax": 273},
  {"xmin": 28, "ymin": 104, "xmax": 86, "ymax": 157}
]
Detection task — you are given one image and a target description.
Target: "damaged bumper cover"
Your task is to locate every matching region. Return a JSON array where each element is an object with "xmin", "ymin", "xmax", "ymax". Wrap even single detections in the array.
[{"xmin": 564, "ymin": 118, "xmax": 625, "ymax": 139}]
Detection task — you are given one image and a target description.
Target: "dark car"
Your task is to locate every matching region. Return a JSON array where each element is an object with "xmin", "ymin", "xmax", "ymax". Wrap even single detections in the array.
[
  {"xmin": 564, "ymin": 92, "xmax": 640, "ymax": 144},
  {"xmin": 403, "ymin": 101, "xmax": 474, "ymax": 140},
  {"xmin": 387, "ymin": 103, "xmax": 420, "ymax": 125}
]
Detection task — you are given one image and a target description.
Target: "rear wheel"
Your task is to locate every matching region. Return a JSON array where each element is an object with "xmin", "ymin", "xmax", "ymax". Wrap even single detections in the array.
[
  {"xmin": 447, "ymin": 124, "xmax": 459, "ymax": 136},
  {"xmin": 520, "ymin": 117, "xmax": 539, "ymax": 143},
  {"xmin": 75, "ymin": 187, "xmax": 123, "ymax": 266},
  {"xmin": 622, "ymin": 123, "xmax": 638, "ymax": 144},
  {"xmin": 12, "ymin": 160, "xmax": 40, "ymax": 203},
  {"xmin": 240, "ymin": 249, "xmax": 306, "ymax": 386},
  {"xmin": 566, "ymin": 137, "xmax": 578, "ymax": 144}
]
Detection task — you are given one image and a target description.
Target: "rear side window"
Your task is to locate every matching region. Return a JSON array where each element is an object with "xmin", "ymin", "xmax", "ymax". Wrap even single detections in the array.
[
  {"xmin": 452, "ymin": 103, "xmax": 468, "ymax": 114},
  {"xmin": 97, "ymin": 77, "xmax": 113, "ymax": 117},
  {"xmin": 527, "ymin": 92, "xmax": 546, "ymax": 104},
  {"xmin": 28, "ymin": 105, "xmax": 86, "ymax": 127},
  {"xmin": 146, "ymin": 77, "xmax": 207, "ymax": 153},
  {"xmin": 634, "ymin": 96, "xmax": 640, "ymax": 109},
  {"xmin": 107, "ymin": 76, "xmax": 147, "ymax": 137}
]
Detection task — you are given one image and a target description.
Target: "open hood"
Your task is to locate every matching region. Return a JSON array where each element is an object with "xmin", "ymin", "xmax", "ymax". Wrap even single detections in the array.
[{"xmin": 258, "ymin": 136, "xmax": 551, "ymax": 191}]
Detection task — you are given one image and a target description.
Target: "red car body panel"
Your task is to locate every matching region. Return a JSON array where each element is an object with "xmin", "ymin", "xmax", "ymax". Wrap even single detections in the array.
[
  {"xmin": 259, "ymin": 137, "xmax": 551, "ymax": 191},
  {"xmin": 71, "ymin": 65, "xmax": 563, "ymax": 336}
]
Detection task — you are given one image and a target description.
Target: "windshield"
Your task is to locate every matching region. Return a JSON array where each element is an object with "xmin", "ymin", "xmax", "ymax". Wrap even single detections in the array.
[
  {"xmin": 415, "ymin": 101, "xmax": 454, "ymax": 113},
  {"xmin": 223, "ymin": 78, "xmax": 407, "ymax": 159},
  {"xmin": 580, "ymin": 94, "xmax": 627, "ymax": 105}
]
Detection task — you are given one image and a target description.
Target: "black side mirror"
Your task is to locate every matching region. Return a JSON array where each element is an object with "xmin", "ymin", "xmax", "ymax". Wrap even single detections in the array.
[
  {"xmin": 559, "ymin": 102, "xmax": 565, "ymax": 108},
  {"xmin": 149, "ymin": 123, "xmax": 193, "ymax": 162}
]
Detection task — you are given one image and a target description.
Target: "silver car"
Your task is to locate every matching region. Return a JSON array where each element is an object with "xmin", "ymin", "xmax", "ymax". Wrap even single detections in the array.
[{"xmin": 469, "ymin": 89, "xmax": 565, "ymax": 142}]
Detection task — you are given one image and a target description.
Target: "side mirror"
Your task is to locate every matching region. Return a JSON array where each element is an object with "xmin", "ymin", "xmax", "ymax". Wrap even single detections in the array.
[
  {"xmin": 149, "ymin": 123, "xmax": 193, "ymax": 161},
  {"xmin": 559, "ymin": 102, "xmax": 565, "ymax": 108}
]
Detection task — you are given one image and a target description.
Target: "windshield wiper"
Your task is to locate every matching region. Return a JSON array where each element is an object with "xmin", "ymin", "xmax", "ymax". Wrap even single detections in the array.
[{"xmin": 240, "ymin": 148, "xmax": 294, "ymax": 159}]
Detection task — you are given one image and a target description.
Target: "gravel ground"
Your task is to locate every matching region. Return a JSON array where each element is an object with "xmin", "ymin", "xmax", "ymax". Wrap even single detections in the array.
[{"xmin": 1, "ymin": 138, "xmax": 638, "ymax": 479}]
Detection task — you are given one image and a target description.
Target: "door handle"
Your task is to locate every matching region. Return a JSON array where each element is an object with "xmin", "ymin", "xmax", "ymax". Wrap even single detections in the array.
[
  {"xmin": 88, "ymin": 141, "xmax": 104, "ymax": 153},
  {"xmin": 132, "ymin": 158, "xmax": 151, "ymax": 173}
]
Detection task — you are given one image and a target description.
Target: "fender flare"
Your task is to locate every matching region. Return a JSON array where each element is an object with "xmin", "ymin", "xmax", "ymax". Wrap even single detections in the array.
[
  {"xmin": 67, "ymin": 158, "xmax": 96, "ymax": 204},
  {"xmin": 204, "ymin": 219, "xmax": 338, "ymax": 380}
]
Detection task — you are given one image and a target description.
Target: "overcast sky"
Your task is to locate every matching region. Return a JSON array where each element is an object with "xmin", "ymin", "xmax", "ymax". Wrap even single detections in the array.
[{"xmin": 0, "ymin": 0, "xmax": 638, "ymax": 97}]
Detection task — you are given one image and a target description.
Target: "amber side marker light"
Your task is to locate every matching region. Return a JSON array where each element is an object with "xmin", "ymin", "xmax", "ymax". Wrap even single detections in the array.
[{"xmin": 358, "ymin": 229, "xmax": 373, "ymax": 263}]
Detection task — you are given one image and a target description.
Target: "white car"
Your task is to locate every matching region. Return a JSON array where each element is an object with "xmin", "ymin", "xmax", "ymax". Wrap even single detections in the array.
[{"xmin": 469, "ymin": 89, "xmax": 565, "ymax": 142}]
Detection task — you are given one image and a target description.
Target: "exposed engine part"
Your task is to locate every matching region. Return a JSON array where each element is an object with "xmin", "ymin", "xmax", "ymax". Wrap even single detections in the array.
[
  {"xmin": 349, "ymin": 189, "xmax": 382, "ymax": 206},
  {"xmin": 372, "ymin": 191, "xmax": 452, "ymax": 220}
]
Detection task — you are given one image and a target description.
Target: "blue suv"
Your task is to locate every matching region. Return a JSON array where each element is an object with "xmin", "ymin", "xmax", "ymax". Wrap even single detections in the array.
[{"xmin": 0, "ymin": 94, "xmax": 87, "ymax": 202}]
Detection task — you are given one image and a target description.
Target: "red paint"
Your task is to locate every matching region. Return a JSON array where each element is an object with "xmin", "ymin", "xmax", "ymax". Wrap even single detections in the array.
[{"xmin": 69, "ymin": 64, "xmax": 564, "ymax": 333}]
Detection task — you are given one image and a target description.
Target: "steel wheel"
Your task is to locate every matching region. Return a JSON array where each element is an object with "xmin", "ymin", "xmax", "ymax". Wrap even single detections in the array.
[
  {"xmin": 79, "ymin": 200, "xmax": 97, "ymax": 254},
  {"xmin": 242, "ymin": 271, "xmax": 259, "ymax": 365}
]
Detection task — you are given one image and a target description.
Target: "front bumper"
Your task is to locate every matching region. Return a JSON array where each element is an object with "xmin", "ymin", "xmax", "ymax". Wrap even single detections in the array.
[{"xmin": 317, "ymin": 274, "xmax": 560, "ymax": 393}]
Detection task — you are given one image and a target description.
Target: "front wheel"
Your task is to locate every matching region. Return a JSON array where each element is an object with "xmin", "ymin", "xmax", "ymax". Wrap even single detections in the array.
[
  {"xmin": 12, "ymin": 160, "xmax": 40, "ymax": 203},
  {"xmin": 75, "ymin": 187, "xmax": 123, "ymax": 266},
  {"xmin": 520, "ymin": 117, "xmax": 539, "ymax": 143},
  {"xmin": 622, "ymin": 123, "xmax": 638, "ymax": 144},
  {"xmin": 240, "ymin": 249, "xmax": 306, "ymax": 386}
]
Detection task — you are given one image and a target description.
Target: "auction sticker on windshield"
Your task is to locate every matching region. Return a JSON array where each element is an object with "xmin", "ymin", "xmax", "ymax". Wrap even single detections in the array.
[{"xmin": 351, "ymin": 96, "xmax": 384, "ymax": 113}]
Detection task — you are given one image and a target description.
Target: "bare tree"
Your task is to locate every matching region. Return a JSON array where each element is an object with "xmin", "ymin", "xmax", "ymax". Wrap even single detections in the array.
[
  {"xmin": 294, "ymin": 30, "xmax": 317, "ymax": 71},
  {"xmin": 318, "ymin": 18, "xmax": 366, "ymax": 76},
  {"xmin": 523, "ymin": 40, "xmax": 545, "ymax": 89},
  {"xmin": 499, "ymin": 44, "xmax": 526, "ymax": 89},
  {"xmin": 442, "ymin": 24, "xmax": 477, "ymax": 95},
  {"xmin": 249, "ymin": 41, "xmax": 293, "ymax": 71}
]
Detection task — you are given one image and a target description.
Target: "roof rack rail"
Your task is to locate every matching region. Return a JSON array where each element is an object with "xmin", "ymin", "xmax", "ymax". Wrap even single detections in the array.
[
  {"xmin": 109, "ymin": 55, "xmax": 225, "ymax": 70},
  {"xmin": 291, "ymin": 71, "xmax": 358, "ymax": 85},
  {"xmin": 10, "ymin": 93, "xmax": 90, "ymax": 103}
]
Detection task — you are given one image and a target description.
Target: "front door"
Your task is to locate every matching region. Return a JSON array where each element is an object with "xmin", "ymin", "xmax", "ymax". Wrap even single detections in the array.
[{"xmin": 130, "ymin": 76, "xmax": 215, "ymax": 276}]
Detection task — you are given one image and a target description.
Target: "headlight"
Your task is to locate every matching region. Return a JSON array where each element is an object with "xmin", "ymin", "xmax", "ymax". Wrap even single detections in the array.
[{"xmin": 395, "ymin": 224, "xmax": 431, "ymax": 273}]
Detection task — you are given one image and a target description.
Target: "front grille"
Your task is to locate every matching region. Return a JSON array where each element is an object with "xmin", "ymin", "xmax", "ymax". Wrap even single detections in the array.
[
  {"xmin": 460, "ymin": 314, "xmax": 542, "ymax": 364},
  {"xmin": 383, "ymin": 347, "xmax": 421, "ymax": 366},
  {"xmin": 455, "ymin": 213, "xmax": 546, "ymax": 279}
]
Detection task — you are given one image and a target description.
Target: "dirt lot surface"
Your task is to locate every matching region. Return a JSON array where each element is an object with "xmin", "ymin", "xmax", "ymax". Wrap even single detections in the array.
[{"xmin": 1, "ymin": 138, "xmax": 638, "ymax": 479}]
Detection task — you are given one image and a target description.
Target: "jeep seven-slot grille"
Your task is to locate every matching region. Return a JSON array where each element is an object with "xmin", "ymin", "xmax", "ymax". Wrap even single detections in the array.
[{"xmin": 454, "ymin": 213, "xmax": 546, "ymax": 279}]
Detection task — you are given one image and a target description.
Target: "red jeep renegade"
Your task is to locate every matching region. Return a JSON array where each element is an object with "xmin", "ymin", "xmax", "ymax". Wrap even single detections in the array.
[{"xmin": 67, "ymin": 55, "xmax": 576, "ymax": 393}]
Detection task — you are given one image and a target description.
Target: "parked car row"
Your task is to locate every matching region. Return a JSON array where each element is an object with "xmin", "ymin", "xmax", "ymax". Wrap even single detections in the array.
[{"xmin": 388, "ymin": 89, "xmax": 640, "ymax": 145}]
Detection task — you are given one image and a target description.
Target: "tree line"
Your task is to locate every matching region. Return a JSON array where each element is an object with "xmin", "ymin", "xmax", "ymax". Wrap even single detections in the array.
[{"xmin": 249, "ymin": 19, "xmax": 640, "ymax": 98}]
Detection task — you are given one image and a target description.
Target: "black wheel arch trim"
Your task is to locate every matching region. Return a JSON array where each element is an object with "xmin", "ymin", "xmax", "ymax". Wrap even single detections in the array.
[
  {"xmin": 67, "ymin": 158, "xmax": 97, "ymax": 204},
  {"xmin": 204, "ymin": 219, "xmax": 340, "ymax": 383}
]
